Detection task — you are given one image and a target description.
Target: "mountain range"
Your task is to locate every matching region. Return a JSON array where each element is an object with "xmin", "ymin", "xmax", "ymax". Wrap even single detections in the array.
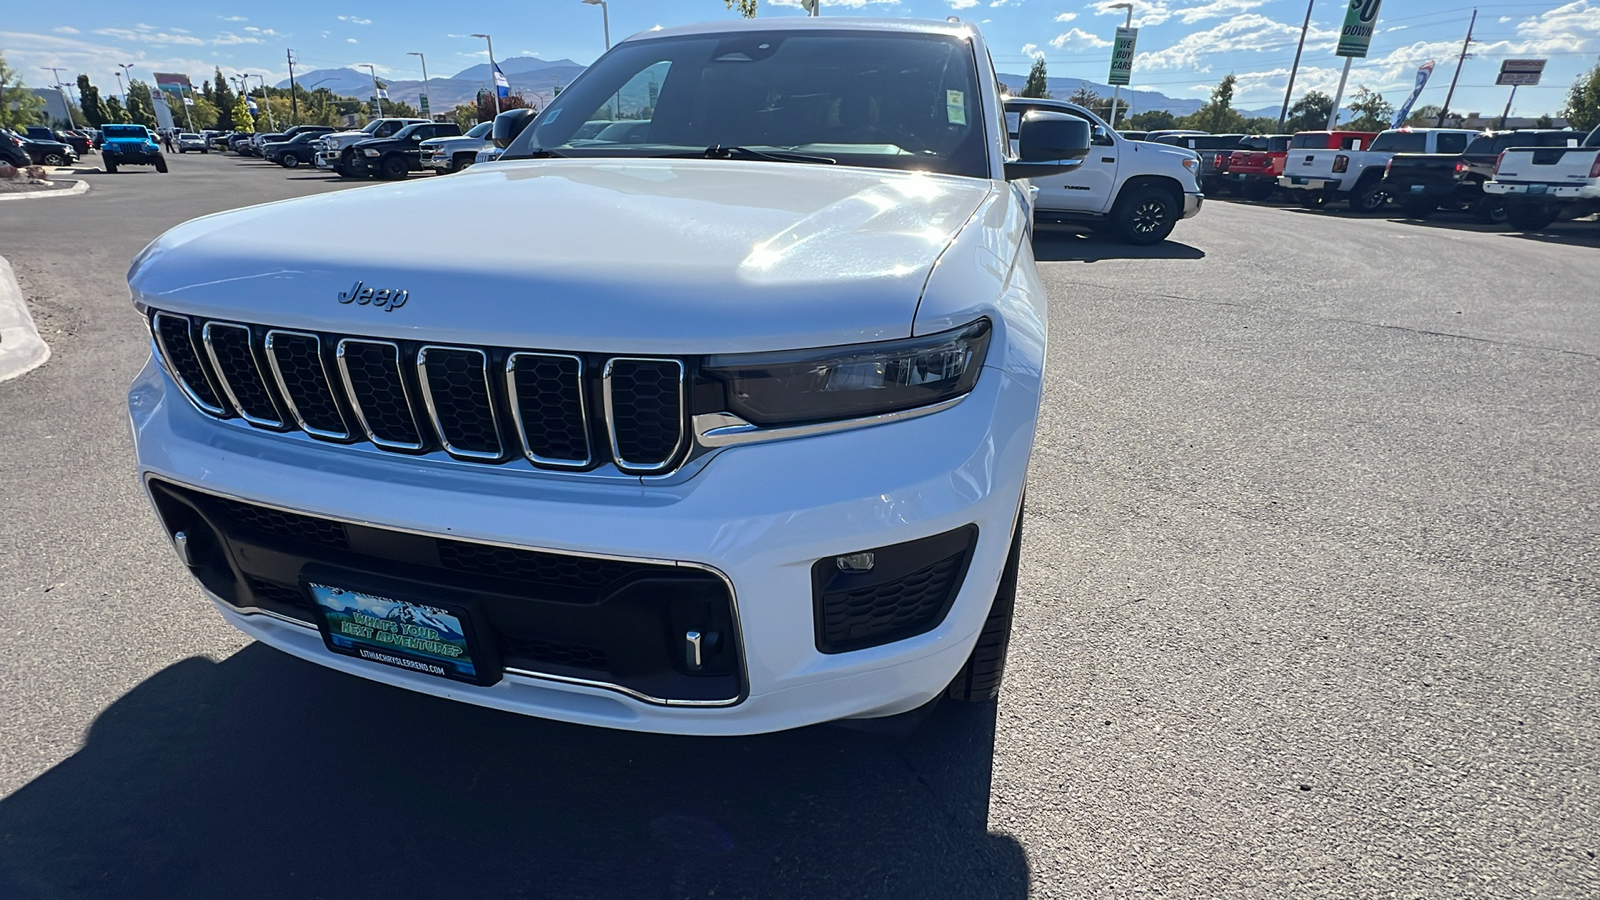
[{"xmin": 279, "ymin": 61, "xmax": 1282, "ymax": 120}]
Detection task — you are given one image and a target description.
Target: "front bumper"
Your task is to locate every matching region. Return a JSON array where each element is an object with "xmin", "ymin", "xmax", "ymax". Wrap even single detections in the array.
[
  {"xmin": 1182, "ymin": 191, "xmax": 1203, "ymax": 219},
  {"xmin": 315, "ymin": 150, "xmax": 340, "ymax": 170},
  {"xmin": 128, "ymin": 353, "xmax": 1035, "ymax": 735}
]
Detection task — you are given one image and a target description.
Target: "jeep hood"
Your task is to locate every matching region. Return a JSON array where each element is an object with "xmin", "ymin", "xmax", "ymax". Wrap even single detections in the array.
[{"xmin": 129, "ymin": 158, "xmax": 994, "ymax": 353}]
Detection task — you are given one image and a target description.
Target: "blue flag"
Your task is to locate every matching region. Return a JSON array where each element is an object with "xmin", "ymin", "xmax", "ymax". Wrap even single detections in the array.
[{"xmin": 493, "ymin": 63, "xmax": 510, "ymax": 99}]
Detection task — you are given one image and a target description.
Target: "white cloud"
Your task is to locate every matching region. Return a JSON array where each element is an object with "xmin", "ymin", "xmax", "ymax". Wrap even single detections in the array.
[
  {"xmin": 347, "ymin": 38, "xmax": 358, "ymax": 44},
  {"xmin": 211, "ymin": 32, "xmax": 265, "ymax": 46},
  {"xmin": 337, "ymin": 15, "xmax": 373, "ymax": 25},
  {"xmin": 1021, "ymin": 42, "xmax": 1044, "ymax": 59},
  {"xmin": 948, "ymin": 0, "xmax": 979, "ymax": 8},
  {"xmin": 1134, "ymin": 14, "xmax": 1334, "ymax": 71},
  {"xmin": 1054, "ymin": 12, "xmax": 1077, "ymax": 22},
  {"xmin": 1499, "ymin": 16, "xmax": 1513, "ymax": 23},
  {"xmin": 1516, "ymin": 1, "xmax": 1600, "ymax": 41},
  {"xmin": 53, "ymin": 26, "xmax": 79, "ymax": 34},
  {"xmin": 1173, "ymin": 0, "xmax": 1267, "ymax": 24},
  {"xmin": 769, "ymin": 0, "xmax": 900, "ymax": 6},
  {"xmin": 1090, "ymin": 1, "xmax": 1171, "ymax": 27},
  {"xmin": 1050, "ymin": 29, "xmax": 1113, "ymax": 50},
  {"xmin": 94, "ymin": 27, "xmax": 207, "ymax": 47},
  {"xmin": 219, "ymin": 15, "xmax": 247, "ymax": 22}
]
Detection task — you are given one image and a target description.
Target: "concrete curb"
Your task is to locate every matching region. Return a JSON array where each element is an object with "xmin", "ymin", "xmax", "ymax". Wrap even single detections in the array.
[
  {"xmin": 0, "ymin": 179, "xmax": 91, "ymax": 203},
  {"xmin": 0, "ymin": 255, "xmax": 51, "ymax": 383}
]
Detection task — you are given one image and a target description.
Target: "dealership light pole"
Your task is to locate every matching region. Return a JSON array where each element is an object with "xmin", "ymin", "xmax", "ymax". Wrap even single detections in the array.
[
  {"xmin": 254, "ymin": 75, "xmax": 276, "ymax": 130},
  {"xmin": 471, "ymin": 34, "xmax": 501, "ymax": 116},
  {"xmin": 407, "ymin": 51, "xmax": 431, "ymax": 118},
  {"xmin": 583, "ymin": 0, "xmax": 612, "ymax": 50},
  {"xmin": 361, "ymin": 63, "xmax": 384, "ymax": 117},
  {"xmin": 1277, "ymin": 0, "xmax": 1314, "ymax": 131}
]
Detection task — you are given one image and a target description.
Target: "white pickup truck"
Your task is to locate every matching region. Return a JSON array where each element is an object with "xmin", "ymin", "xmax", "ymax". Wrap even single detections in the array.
[
  {"xmin": 1484, "ymin": 124, "xmax": 1600, "ymax": 231},
  {"xmin": 1278, "ymin": 127, "xmax": 1476, "ymax": 213},
  {"xmin": 124, "ymin": 17, "xmax": 1096, "ymax": 735},
  {"xmin": 1003, "ymin": 98, "xmax": 1203, "ymax": 244}
]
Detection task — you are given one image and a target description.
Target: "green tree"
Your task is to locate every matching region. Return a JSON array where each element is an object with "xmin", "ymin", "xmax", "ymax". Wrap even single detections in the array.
[
  {"xmin": 212, "ymin": 68, "xmax": 237, "ymax": 130},
  {"xmin": 76, "ymin": 74, "xmax": 111, "ymax": 127},
  {"xmin": 1242, "ymin": 116, "xmax": 1277, "ymax": 134},
  {"xmin": 105, "ymin": 95, "xmax": 127, "ymax": 124},
  {"xmin": 0, "ymin": 53, "xmax": 46, "ymax": 131},
  {"xmin": 1182, "ymin": 73, "xmax": 1247, "ymax": 133},
  {"xmin": 725, "ymin": 0, "xmax": 758, "ymax": 16},
  {"xmin": 126, "ymin": 80, "xmax": 159, "ymax": 129},
  {"xmin": 1128, "ymin": 109, "xmax": 1177, "ymax": 131},
  {"xmin": 1533, "ymin": 113, "xmax": 1556, "ymax": 129},
  {"xmin": 1342, "ymin": 86, "xmax": 1392, "ymax": 132},
  {"xmin": 232, "ymin": 96, "xmax": 256, "ymax": 133},
  {"xmin": 1404, "ymin": 103, "xmax": 1442, "ymax": 126},
  {"xmin": 449, "ymin": 101, "xmax": 479, "ymax": 130},
  {"xmin": 1021, "ymin": 58, "xmax": 1051, "ymax": 99},
  {"xmin": 1282, "ymin": 90, "xmax": 1333, "ymax": 132},
  {"xmin": 1562, "ymin": 60, "xmax": 1600, "ymax": 132}
]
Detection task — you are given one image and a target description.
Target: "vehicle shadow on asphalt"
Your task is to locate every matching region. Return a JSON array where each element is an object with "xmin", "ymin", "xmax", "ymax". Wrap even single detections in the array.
[
  {"xmin": 1386, "ymin": 214, "xmax": 1600, "ymax": 247},
  {"xmin": 0, "ymin": 646, "xmax": 1028, "ymax": 899},
  {"xmin": 1032, "ymin": 230, "xmax": 1205, "ymax": 263}
]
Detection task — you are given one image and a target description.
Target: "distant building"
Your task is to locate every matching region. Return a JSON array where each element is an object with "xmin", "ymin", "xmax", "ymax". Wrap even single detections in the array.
[
  {"xmin": 28, "ymin": 87, "xmax": 76, "ymax": 127},
  {"xmin": 1453, "ymin": 113, "xmax": 1570, "ymax": 130}
]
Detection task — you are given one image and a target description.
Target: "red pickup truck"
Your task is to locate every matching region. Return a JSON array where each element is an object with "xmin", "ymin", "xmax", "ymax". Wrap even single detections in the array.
[{"xmin": 1228, "ymin": 130, "xmax": 1378, "ymax": 201}]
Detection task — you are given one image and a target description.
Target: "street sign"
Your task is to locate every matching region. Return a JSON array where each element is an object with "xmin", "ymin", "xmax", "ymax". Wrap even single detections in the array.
[
  {"xmin": 419, "ymin": 95, "xmax": 430, "ymax": 116},
  {"xmin": 1496, "ymin": 59, "xmax": 1546, "ymax": 86},
  {"xmin": 1336, "ymin": 0, "xmax": 1383, "ymax": 59},
  {"xmin": 1108, "ymin": 27, "xmax": 1138, "ymax": 87}
]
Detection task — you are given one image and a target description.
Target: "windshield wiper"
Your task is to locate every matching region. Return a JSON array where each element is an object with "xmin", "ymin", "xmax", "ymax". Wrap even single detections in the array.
[{"xmin": 690, "ymin": 145, "xmax": 837, "ymax": 165}]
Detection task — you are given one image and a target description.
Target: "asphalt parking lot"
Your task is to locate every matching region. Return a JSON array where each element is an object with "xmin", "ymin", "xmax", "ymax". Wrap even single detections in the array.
[{"xmin": 1, "ymin": 152, "xmax": 1596, "ymax": 898}]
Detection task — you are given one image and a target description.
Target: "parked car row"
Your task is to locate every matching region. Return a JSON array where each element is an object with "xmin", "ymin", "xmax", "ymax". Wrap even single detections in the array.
[
  {"xmin": 2, "ymin": 128, "xmax": 81, "ymax": 169},
  {"xmin": 215, "ymin": 117, "xmax": 503, "ymax": 182}
]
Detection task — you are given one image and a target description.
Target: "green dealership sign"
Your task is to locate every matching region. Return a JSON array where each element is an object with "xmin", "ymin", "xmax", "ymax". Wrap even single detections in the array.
[{"xmin": 1337, "ymin": 0, "xmax": 1383, "ymax": 58}]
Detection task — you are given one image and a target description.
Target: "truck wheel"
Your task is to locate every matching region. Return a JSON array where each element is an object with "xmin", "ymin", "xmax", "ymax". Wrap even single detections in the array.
[
  {"xmin": 450, "ymin": 153, "xmax": 475, "ymax": 173},
  {"xmin": 1400, "ymin": 198, "xmax": 1435, "ymax": 219},
  {"xmin": 154, "ymin": 157, "xmax": 168, "ymax": 174},
  {"xmin": 1113, "ymin": 185, "xmax": 1180, "ymax": 245},
  {"xmin": 1474, "ymin": 197, "xmax": 1508, "ymax": 225},
  {"xmin": 1297, "ymin": 190, "xmax": 1328, "ymax": 210},
  {"xmin": 1242, "ymin": 180, "xmax": 1274, "ymax": 202},
  {"xmin": 104, "ymin": 161, "xmax": 117, "ymax": 174},
  {"xmin": 379, "ymin": 155, "xmax": 409, "ymax": 180},
  {"xmin": 42, "ymin": 152, "xmax": 67, "ymax": 167},
  {"xmin": 1505, "ymin": 202, "xmax": 1558, "ymax": 231},
  {"xmin": 1348, "ymin": 181, "xmax": 1392, "ymax": 214},
  {"xmin": 947, "ymin": 506, "xmax": 1023, "ymax": 702},
  {"xmin": 281, "ymin": 153, "xmax": 300, "ymax": 168}
]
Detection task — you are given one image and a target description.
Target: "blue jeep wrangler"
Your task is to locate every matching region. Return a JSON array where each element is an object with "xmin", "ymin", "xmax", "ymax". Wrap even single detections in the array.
[{"xmin": 100, "ymin": 124, "xmax": 168, "ymax": 174}]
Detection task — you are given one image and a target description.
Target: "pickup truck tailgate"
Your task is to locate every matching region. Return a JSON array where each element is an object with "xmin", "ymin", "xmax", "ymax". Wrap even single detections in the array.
[{"xmin": 1492, "ymin": 146, "xmax": 1600, "ymax": 184}]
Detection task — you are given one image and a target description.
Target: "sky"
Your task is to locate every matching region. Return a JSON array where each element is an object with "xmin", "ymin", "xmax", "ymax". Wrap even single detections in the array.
[{"xmin": 4, "ymin": 1, "xmax": 1598, "ymax": 117}]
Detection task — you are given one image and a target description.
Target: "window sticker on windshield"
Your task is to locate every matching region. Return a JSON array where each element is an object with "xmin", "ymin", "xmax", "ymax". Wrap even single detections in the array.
[
  {"xmin": 543, "ymin": 108, "xmax": 562, "ymax": 125},
  {"xmin": 947, "ymin": 90, "xmax": 967, "ymax": 126}
]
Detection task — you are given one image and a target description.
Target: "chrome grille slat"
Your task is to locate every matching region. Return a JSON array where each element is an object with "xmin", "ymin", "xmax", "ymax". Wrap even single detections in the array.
[
  {"xmin": 264, "ymin": 330, "xmax": 351, "ymax": 440},
  {"xmin": 507, "ymin": 352, "xmax": 591, "ymax": 468},
  {"xmin": 155, "ymin": 312, "xmax": 690, "ymax": 476},
  {"xmin": 152, "ymin": 312, "xmax": 229, "ymax": 416},
  {"xmin": 418, "ymin": 346, "xmax": 503, "ymax": 461},
  {"xmin": 336, "ymin": 339, "xmax": 426, "ymax": 451},
  {"xmin": 201, "ymin": 322, "xmax": 285, "ymax": 428}
]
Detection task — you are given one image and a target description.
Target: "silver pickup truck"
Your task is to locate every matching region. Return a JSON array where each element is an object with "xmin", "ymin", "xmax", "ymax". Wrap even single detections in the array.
[{"xmin": 1484, "ymin": 124, "xmax": 1600, "ymax": 231}]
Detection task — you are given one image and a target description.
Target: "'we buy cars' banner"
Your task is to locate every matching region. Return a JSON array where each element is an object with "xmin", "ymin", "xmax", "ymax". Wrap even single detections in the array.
[{"xmin": 1337, "ymin": 0, "xmax": 1383, "ymax": 58}]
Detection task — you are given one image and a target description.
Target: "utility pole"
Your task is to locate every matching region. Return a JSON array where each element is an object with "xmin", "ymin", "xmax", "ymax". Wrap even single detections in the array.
[
  {"xmin": 1438, "ymin": 9, "xmax": 1476, "ymax": 127},
  {"xmin": 286, "ymin": 49, "xmax": 300, "ymax": 124},
  {"xmin": 1277, "ymin": 0, "xmax": 1314, "ymax": 132}
]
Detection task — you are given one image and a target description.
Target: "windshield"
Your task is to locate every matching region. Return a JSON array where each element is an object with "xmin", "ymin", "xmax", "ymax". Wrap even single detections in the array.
[
  {"xmin": 102, "ymin": 125, "xmax": 147, "ymax": 139},
  {"xmin": 507, "ymin": 29, "xmax": 988, "ymax": 177},
  {"xmin": 466, "ymin": 121, "xmax": 494, "ymax": 139}
]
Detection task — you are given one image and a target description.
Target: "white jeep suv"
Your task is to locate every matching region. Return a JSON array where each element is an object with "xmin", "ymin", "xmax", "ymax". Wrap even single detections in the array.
[{"xmin": 126, "ymin": 17, "xmax": 1088, "ymax": 735}]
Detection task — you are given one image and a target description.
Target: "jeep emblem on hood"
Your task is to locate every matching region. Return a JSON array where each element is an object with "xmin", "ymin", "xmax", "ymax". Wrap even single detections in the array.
[{"xmin": 338, "ymin": 280, "xmax": 408, "ymax": 311}]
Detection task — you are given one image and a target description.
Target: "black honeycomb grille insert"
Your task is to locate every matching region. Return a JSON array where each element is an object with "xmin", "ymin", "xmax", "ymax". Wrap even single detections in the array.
[
  {"xmin": 340, "ymin": 340, "xmax": 422, "ymax": 448},
  {"xmin": 509, "ymin": 354, "xmax": 589, "ymax": 464},
  {"xmin": 267, "ymin": 332, "xmax": 348, "ymax": 436},
  {"xmin": 819, "ymin": 556, "xmax": 964, "ymax": 652},
  {"xmin": 154, "ymin": 314, "xmax": 225, "ymax": 411},
  {"xmin": 213, "ymin": 498, "xmax": 349, "ymax": 549},
  {"xmin": 247, "ymin": 577, "xmax": 312, "ymax": 610},
  {"xmin": 437, "ymin": 539, "xmax": 638, "ymax": 593},
  {"xmin": 607, "ymin": 359, "xmax": 684, "ymax": 469},
  {"xmin": 421, "ymin": 347, "xmax": 501, "ymax": 457},
  {"xmin": 205, "ymin": 323, "xmax": 282, "ymax": 424},
  {"xmin": 499, "ymin": 635, "xmax": 608, "ymax": 671}
]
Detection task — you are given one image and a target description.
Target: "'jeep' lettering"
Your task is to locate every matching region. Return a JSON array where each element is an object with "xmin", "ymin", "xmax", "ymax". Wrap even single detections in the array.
[{"xmin": 337, "ymin": 280, "xmax": 410, "ymax": 311}]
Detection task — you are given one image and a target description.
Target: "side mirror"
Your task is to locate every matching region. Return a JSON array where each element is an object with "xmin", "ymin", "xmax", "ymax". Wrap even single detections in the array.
[
  {"xmin": 1005, "ymin": 111, "xmax": 1092, "ymax": 180},
  {"xmin": 492, "ymin": 108, "xmax": 538, "ymax": 148}
]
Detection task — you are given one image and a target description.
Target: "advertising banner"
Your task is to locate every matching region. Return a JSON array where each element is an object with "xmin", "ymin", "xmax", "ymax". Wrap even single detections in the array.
[
  {"xmin": 1336, "ymin": 0, "xmax": 1383, "ymax": 59},
  {"xmin": 1390, "ymin": 60, "xmax": 1435, "ymax": 128},
  {"xmin": 152, "ymin": 72, "xmax": 192, "ymax": 96},
  {"xmin": 1496, "ymin": 59, "xmax": 1546, "ymax": 86},
  {"xmin": 1108, "ymin": 27, "xmax": 1138, "ymax": 87}
]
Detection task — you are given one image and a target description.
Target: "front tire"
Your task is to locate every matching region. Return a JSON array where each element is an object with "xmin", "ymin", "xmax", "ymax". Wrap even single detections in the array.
[
  {"xmin": 154, "ymin": 157, "xmax": 168, "ymax": 174},
  {"xmin": 379, "ymin": 155, "xmax": 409, "ymax": 180},
  {"xmin": 104, "ymin": 160, "xmax": 117, "ymax": 173},
  {"xmin": 42, "ymin": 152, "xmax": 67, "ymax": 167},
  {"xmin": 1505, "ymin": 201, "xmax": 1558, "ymax": 231},
  {"xmin": 281, "ymin": 153, "xmax": 300, "ymax": 168},
  {"xmin": 947, "ymin": 507, "xmax": 1023, "ymax": 702},
  {"xmin": 1113, "ymin": 185, "xmax": 1180, "ymax": 245}
]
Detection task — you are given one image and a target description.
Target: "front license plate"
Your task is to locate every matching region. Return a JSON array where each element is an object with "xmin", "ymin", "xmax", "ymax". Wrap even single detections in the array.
[
  {"xmin": 1409, "ymin": 184, "xmax": 1426, "ymax": 193},
  {"xmin": 308, "ymin": 582, "xmax": 490, "ymax": 685}
]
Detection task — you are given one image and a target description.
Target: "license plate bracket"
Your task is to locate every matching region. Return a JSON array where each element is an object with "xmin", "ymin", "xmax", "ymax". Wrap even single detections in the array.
[{"xmin": 304, "ymin": 568, "xmax": 502, "ymax": 686}]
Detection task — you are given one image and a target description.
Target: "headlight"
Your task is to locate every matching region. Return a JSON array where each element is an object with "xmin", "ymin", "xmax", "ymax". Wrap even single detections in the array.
[
  {"xmin": 362, "ymin": 148, "xmax": 381, "ymax": 157},
  {"xmin": 701, "ymin": 319, "xmax": 991, "ymax": 428}
]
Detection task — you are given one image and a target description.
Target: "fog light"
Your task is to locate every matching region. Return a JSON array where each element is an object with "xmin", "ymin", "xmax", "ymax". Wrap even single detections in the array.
[{"xmin": 836, "ymin": 552, "xmax": 876, "ymax": 572}]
